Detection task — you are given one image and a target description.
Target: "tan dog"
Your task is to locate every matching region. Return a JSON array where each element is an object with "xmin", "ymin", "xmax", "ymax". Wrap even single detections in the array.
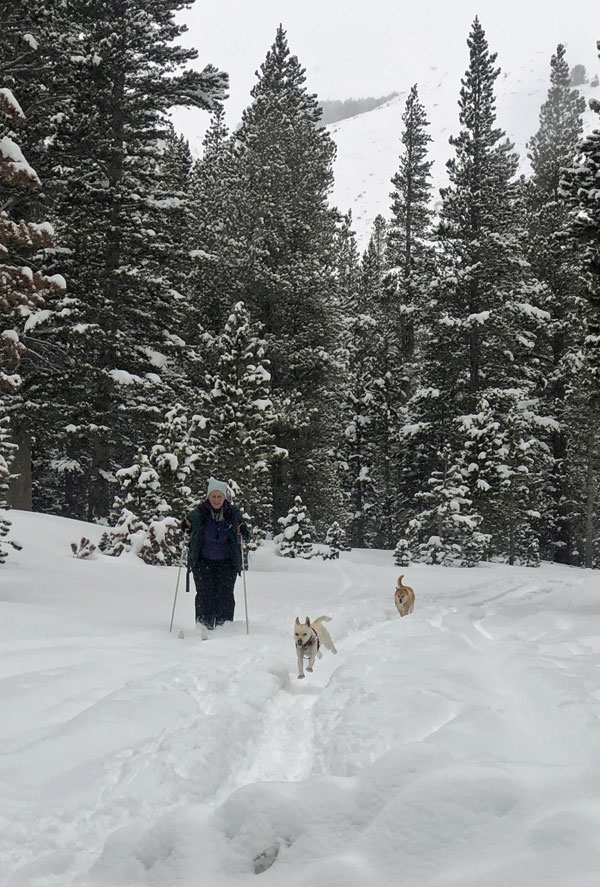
[
  {"xmin": 294, "ymin": 616, "xmax": 337, "ymax": 679},
  {"xmin": 395, "ymin": 575, "xmax": 415, "ymax": 617}
]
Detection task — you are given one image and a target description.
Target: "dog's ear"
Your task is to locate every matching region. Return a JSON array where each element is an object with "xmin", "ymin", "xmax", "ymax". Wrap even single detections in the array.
[
  {"xmin": 305, "ymin": 617, "xmax": 310, "ymax": 625},
  {"xmin": 295, "ymin": 617, "xmax": 300, "ymax": 624}
]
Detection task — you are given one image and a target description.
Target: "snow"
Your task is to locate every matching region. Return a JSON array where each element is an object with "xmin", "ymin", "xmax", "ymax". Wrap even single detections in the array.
[
  {"xmin": 143, "ymin": 348, "xmax": 168, "ymax": 368},
  {"xmin": 22, "ymin": 34, "xmax": 38, "ymax": 51},
  {"xmin": 23, "ymin": 309, "xmax": 52, "ymax": 332},
  {"xmin": 107, "ymin": 369, "xmax": 144, "ymax": 386},
  {"xmin": 2, "ymin": 510, "xmax": 600, "ymax": 887},
  {"xmin": 0, "ymin": 136, "xmax": 40, "ymax": 185},
  {"xmin": 46, "ymin": 273, "xmax": 67, "ymax": 291},
  {"xmin": 327, "ymin": 79, "xmax": 600, "ymax": 247},
  {"xmin": 0, "ymin": 87, "xmax": 25, "ymax": 119}
]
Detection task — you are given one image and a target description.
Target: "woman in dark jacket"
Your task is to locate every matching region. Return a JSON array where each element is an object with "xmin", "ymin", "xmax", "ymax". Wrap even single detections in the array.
[{"xmin": 183, "ymin": 477, "xmax": 250, "ymax": 630}]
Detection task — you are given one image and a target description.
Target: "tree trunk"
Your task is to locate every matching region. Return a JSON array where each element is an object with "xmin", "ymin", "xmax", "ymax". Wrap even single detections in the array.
[
  {"xmin": 584, "ymin": 419, "xmax": 597, "ymax": 569},
  {"xmin": 8, "ymin": 421, "xmax": 32, "ymax": 511}
]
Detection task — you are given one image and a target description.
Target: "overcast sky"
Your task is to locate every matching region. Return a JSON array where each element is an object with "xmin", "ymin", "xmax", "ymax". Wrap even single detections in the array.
[{"xmin": 173, "ymin": 0, "xmax": 597, "ymax": 147}]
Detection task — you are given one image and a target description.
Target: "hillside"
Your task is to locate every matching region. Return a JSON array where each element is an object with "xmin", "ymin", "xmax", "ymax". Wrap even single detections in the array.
[{"xmin": 327, "ymin": 60, "xmax": 599, "ymax": 246}]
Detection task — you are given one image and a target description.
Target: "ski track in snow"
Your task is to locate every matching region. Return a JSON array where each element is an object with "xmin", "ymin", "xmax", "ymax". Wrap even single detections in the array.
[{"xmin": 3, "ymin": 526, "xmax": 600, "ymax": 885}]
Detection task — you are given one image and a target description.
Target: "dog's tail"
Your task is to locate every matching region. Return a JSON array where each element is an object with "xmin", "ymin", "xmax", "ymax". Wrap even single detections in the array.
[{"xmin": 313, "ymin": 615, "xmax": 332, "ymax": 624}]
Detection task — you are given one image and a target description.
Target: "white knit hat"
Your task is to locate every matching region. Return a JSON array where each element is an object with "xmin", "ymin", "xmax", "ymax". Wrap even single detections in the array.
[{"xmin": 206, "ymin": 476, "xmax": 229, "ymax": 498}]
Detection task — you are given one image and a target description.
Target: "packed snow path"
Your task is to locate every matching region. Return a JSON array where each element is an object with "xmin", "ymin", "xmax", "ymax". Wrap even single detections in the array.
[{"xmin": 2, "ymin": 512, "xmax": 600, "ymax": 886}]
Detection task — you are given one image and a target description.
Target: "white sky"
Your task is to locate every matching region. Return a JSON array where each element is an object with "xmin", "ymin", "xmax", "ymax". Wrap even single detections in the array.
[{"xmin": 174, "ymin": 0, "xmax": 598, "ymax": 140}]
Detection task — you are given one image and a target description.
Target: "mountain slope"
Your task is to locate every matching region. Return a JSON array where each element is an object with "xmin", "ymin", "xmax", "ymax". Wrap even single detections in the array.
[{"xmin": 328, "ymin": 60, "xmax": 599, "ymax": 246}]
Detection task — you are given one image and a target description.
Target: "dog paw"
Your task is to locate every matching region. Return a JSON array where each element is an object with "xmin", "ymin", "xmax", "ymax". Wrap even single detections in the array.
[
  {"xmin": 297, "ymin": 674, "xmax": 305, "ymax": 680},
  {"xmin": 307, "ymin": 667, "xmax": 313, "ymax": 672}
]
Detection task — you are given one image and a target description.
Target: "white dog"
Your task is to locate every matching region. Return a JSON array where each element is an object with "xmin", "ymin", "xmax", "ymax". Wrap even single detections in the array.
[{"xmin": 294, "ymin": 616, "xmax": 337, "ymax": 679}]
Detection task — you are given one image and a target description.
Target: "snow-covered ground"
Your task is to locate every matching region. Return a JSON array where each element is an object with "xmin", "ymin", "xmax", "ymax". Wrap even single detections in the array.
[{"xmin": 2, "ymin": 510, "xmax": 600, "ymax": 886}]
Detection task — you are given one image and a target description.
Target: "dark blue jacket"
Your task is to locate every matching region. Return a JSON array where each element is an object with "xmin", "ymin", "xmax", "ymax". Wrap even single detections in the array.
[{"xmin": 186, "ymin": 500, "xmax": 250, "ymax": 575}]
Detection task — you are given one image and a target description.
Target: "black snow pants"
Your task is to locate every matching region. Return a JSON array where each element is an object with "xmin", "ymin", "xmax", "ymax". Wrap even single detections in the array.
[{"xmin": 192, "ymin": 557, "xmax": 238, "ymax": 628}]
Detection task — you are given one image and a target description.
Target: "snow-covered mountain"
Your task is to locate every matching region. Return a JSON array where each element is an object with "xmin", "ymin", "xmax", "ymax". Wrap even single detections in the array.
[{"xmin": 328, "ymin": 61, "xmax": 599, "ymax": 247}]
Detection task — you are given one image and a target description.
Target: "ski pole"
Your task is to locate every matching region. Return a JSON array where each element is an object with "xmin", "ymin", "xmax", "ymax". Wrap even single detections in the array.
[
  {"xmin": 169, "ymin": 533, "xmax": 188, "ymax": 633},
  {"xmin": 240, "ymin": 534, "xmax": 249, "ymax": 635}
]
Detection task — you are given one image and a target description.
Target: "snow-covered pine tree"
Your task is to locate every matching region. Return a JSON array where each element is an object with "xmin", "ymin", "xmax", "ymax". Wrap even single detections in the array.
[
  {"xmin": 34, "ymin": 0, "xmax": 228, "ymax": 521},
  {"xmin": 325, "ymin": 521, "xmax": 349, "ymax": 558},
  {"xmin": 109, "ymin": 453, "xmax": 167, "ymax": 529},
  {"xmin": 386, "ymin": 84, "xmax": 435, "ymax": 536},
  {"xmin": 560, "ymin": 43, "xmax": 600, "ymax": 568},
  {"xmin": 102, "ymin": 508, "xmax": 148, "ymax": 558},
  {"xmin": 188, "ymin": 106, "xmax": 238, "ymax": 336},
  {"xmin": 153, "ymin": 124, "xmax": 199, "ymax": 384},
  {"xmin": 150, "ymin": 404, "xmax": 206, "ymax": 519},
  {"xmin": 0, "ymin": 2, "xmax": 91, "ymax": 513},
  {"xmin": 229, "ymin": 26, "xmax": 341, "ymax": 528},
  {"xmin": 104, "ymin": 449, "xmax": 180, "ymax": 562},
  {"xmin": 276, "ymin": 495, "xmax": 315, "ymax": 559},
  {"xmin": 458, "ymin": 389, "xmax": 553, "ymax": 565},
  {"xmin": 404, "ymin": 19, "xmax": 544, "ymax": 560},
  {"xmin": 0, "ymin": 84, "xmax": 64, "ymax": 550},
  {"xmin": 355, "ymin": 214, "xmax": 404, "ymax": 548},
  {"xmin": 334, "ymin": 211, "xmax": 362, "ymax": 317},
  {"xmin": 103, "ymin": 404, "xmax": 208, "ymax": 564},
  {"xmin": 201, "ymin": 301, "xmax": 276, "ymax": 539},
  {"xmin": 331, "ymin": 213, "xmax": 362, "ymax": 542},
  {"xmin": 387, "ymin": 83, "xmax": 434, "ymax": 372},
  {"xmin": 393, "ymin": 537, "xmax": 412, "ymax": 567},
  {"xmin": 526, "ymin": 44, "xmax": 587, "ymax": 563},
  {"xmin": 406, "ymin": 446, "xmax": 489, "ymax": 566},
  {"xmin": 339, "ymin": 315, "xmax": 379, "ymax": 549}
]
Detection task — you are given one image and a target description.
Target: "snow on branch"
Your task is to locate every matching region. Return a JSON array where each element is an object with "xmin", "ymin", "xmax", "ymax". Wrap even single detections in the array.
[{"xmin": 0, "ymin": 88, "xmax": 25, "ymax": 121}]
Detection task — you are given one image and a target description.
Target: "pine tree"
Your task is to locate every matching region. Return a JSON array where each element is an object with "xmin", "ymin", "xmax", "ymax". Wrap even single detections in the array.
[
  {"xmin": 229, "ymin": 26, "xmax": 341, "ymax": 527},
  {"xmin": 325, "ymin": 521, "xmax": 349, "ymax": 558},
  {"xmin": 458, "ymin": 389, "xmax": 552, "ymax": 565},
  {"xmin": 356, "ymin": 215, "xmax": 404, "ymax": 548},
  {"xmin": 33, "ymin": 0, "xmax": 228, "ymax": 521},
  {"xmin": 0, "ymin": 83, "xmax": 63, "ymax": 550},
  {"xmin": 406, "ymin": 446, "xmax": 489, "ymax": 566},
  {"xmin": 393, "ymin": 537, "xmax": 412, "ymax": 567},
  {"xmin": 150, "ymin": 404, "xmax": 206, "ymax": 518},
  {"xmin": 404, "ymin": 19, "xmax": 543, "ymax": 560},
  {"xmin": 276, "ymin": 494, "xmax": 315, "ymax": 558},
  {"xmin": 200, "ymin": 301, "xmax": 276, "ymax": 538},
  {"xmin": 188, "ymin": 106, "xmax": 237, "ymax": 335},
  {"xmin": 526, "ymin": 44, "xmax": 587, "ymax": 563},
  {"xmin": 387, "ymin": 83, "xmax": 434, "ymax": 370},
  {"xmin": 387, "ymin": 84, "xmax": 435, "ymax": 535},
  {"xmin": 560, "ymin": 42, "xmax": 600, "ymax": 568}
]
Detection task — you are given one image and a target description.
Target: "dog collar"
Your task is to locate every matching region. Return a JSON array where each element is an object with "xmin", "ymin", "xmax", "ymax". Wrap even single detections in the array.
[{"xmin": 300, "ymin": 628, "xmax": 319, "ymax": 650}]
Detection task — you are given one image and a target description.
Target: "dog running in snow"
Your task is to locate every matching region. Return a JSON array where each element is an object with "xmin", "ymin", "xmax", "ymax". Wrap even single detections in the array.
[
  {"xmin": 294, "ymin": 616, "xmax": 337, "ymax": 679},
  {"xmin": 394, "ymin": 575, "xmax": 415, "ymax": 617}
]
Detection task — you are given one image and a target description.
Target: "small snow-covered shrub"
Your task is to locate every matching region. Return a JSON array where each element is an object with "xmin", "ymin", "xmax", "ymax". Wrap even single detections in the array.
[{"xmin": 70, "ymin": 537, "xmax": 97, "ymax": 559}]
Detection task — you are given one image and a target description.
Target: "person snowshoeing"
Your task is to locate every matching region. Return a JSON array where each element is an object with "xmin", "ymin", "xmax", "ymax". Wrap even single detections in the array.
[{"xmin": 182, "ymin": 477, "xmax": 250, "ymax": 630}]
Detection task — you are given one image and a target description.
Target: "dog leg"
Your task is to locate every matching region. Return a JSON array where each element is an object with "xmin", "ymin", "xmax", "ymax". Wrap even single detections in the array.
[
  {"xmin": 306, "ymin": 648, "xmax": 317, "ymax": 672},
  {"xmin": 297, "ymin": 647, "xmax": 305, "ymax": 679}
]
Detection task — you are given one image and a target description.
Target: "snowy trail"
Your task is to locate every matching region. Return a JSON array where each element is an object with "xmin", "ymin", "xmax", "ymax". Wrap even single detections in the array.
[{"xmin": 3, "ymin": 512, "xmax": 600, "ymax": 886}]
